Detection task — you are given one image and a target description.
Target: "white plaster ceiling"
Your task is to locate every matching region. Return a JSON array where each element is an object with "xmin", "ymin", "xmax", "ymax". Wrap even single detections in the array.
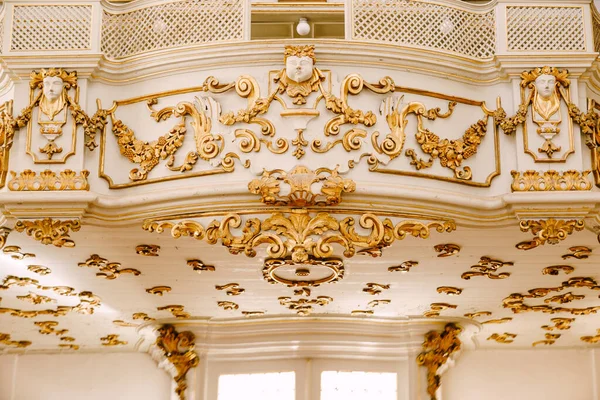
[{"xmin": 1, "ymin": 217, "xmax": 600, "ymax": 353}]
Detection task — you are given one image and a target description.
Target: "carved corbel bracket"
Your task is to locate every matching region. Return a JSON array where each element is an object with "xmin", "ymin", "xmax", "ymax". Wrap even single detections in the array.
[
  {"xmin": 416, "ymin": 323, "xmax": 462, "ymax": 400},
  {"xmin": 151, "ymin": 324, "xmax": 200, "ymax": 400}
]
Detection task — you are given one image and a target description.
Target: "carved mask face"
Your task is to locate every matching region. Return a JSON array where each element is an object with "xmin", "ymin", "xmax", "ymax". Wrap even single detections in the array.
[
  {"xmin": 42, "ymin": 76, "xmax": 65, "ymax": 102},
  {"xmin": 535, "ymin": 74, "xmax": 556, "ymax": 99},
  {"xmin": 285, "ymin": 55, "xmax": 314, "ymax": 83}
]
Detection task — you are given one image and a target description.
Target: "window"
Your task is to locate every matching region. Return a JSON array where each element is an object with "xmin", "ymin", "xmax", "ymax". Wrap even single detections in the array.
[
  {"xmin": 320, "ymin": 371, "xmax": 397, "ymax": 400},
  {"xmin": 217, "ymin": 371, "xmax": 296, "ymax": 400}
]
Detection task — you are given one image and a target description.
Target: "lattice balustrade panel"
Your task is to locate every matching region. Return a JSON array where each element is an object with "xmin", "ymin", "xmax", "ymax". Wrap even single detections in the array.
[
  {"xmin": 593, "ymin": 7, "xmax": 600, "ymax": 53},
  {"xmin": 102, "ymin": 0, "xmax": 245, "ymax": 60},
  {"xmin": 11, "ymin": 5, "xmax": 92, "ymax": 51},
  {"xmin": 351, "ymin": 0, "xmax": 496, "ymax": 59},
  {"xmin": 506, "ymin": 6, "xmax": 586, "ymax": 52}
]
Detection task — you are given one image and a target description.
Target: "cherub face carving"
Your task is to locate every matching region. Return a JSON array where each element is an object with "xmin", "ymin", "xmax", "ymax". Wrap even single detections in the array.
[
  {"xmin": 285, "ymin": 55, "xmax": 314, "ymax": 83},
  {"xmin": 535, "ymin": 74, "xmax": 556, "ymax": 100},
  {"xmin": 42, "ymin": 76, "xmax": 65, "ymax": 102}
]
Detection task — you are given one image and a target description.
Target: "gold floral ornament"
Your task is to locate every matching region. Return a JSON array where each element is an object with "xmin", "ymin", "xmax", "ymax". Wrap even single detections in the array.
[
  {"xmin": 278, "ymin": 296, "xmax": 332, "ymax": 316},
  {"xmin": 135, "ymin": 244, "xmax": 160, "ymax": 256},
  {"xmin": 581, "ymin": 329, "xmax": 600, "ymax": 344},
  {"xmin": 2, "ymin": 245, "xmax": 34, "ymax": 260},
  {"xmin": 517, "ymin": 219, "xmax": 584, "ymax": 250},
  {"xmin": 14, "ymin": 218, "xmax": 81, "ymax": 247},
  {"xmin": 388, "ymin": 260, "xmax": 418, "ymax": 273},
  {"xmin": 0, "ymin": 227, "xmax": 11, "ymax": 250},
  {"xmin": 248, "ymin": 166, "xmax": 355, "ymax": 207},
  {"xmin": 101, "ymin": 334, "xmax": 127, "ymax": 346},
  {"xmin": 8, "ymin": 169, "xmax": 89, "ymax": 191},
  {"xmin": 503, "ymin": 276, "xmax": 600, "ymax": 315},
  {"xmin": 542, "ymin": 265, "xmax": 574, "ymax": 276},
  {"xmin": 155, "ymin": 325, "xmax": 199, "ymax": 400},
  {"xmin": 0, "ymin": 333, "xmax": 31, "ymax": 348},
  {"xmin": 562, "ymin": 246, "xmax": 592, "ymax": 260},
  {"xmin": 542, "ymin": 318, "xmax": 574, "ymax": 331},
  {"xmin": 187, "ymin": 259, "xmax": 215, "ymax": 273},
  {"xmin": 511, "ymin": 170, "xmax": 592, "ymax": 192},
  {"xmin": 78, "ymin": 254, "xmax": 141, "ymax": 280},
  {"xmin": 143, "ymin": 210, "xmax": 455, "ymax": 264},
  {"xmin": 274, "ymin": 45, "xmax": 325, "ymax": 105},
  {"xmin": 461, "ymin": 256, "xmax": 513, "ymax": 280},
  {"xmin": 157, "ymin": 305, "xmax": 190, "ymax": 319},
  {"xmin": 487, "ymin": 333, "xmax": 517, "ymax": 344},
  {"xmin": 417, "ymin": 323, "xmax": 462, "ymax": 400}
]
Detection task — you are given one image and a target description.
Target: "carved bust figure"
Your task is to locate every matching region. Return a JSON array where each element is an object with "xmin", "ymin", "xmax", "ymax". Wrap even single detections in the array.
[
  {"xmin": 40, "ymin": 75, "xmax": 67, "ymax": 121},
  {"xmin": 274, "ymin": 45, "xmax": 325, "ymax": 105},
  {"xmin": 533, "ymin": 74, "xmax": 560, "ymax": 121}
]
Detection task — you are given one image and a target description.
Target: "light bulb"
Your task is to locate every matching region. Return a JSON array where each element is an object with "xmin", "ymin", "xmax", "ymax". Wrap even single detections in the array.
[{"xmin": 296, "ymin": 18, "xmax": 310, "ymax": 36}]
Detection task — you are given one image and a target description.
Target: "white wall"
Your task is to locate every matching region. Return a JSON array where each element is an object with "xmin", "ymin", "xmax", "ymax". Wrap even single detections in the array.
[
  {"xmin": 442, "ymin": 349, "xmax": 597, "ymax": 400},
  {"xmin": 0, "ymin": 352, "xmax": 171, "ymax": 400}
]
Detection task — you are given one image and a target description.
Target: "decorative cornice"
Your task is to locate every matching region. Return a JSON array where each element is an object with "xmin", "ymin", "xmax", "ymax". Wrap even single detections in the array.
[
  {"xmin": 511, "ymin": 170, "xmax": 592, "ymax": 192},
  {"xmin": 8, "ymin": 170, "xmax": 90, "ymax": 191},
  {"xmin": 14, "ymin": 218, "xmax": 81, "ymax": 248},
  {"xmin": 416, "ymin": 323, "xmax": 462, "ymax": 400},
  {"xmin": 154, "ymin": 325, "xmax": 199, "ymax": 400}
]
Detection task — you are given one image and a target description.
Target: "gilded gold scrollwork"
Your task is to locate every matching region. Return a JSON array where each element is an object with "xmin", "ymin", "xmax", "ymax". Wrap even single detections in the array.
[
  {"xmin": 278, "ymin": 296, "xmax": 332, "ymax": 316},
  {"xmin": 18, "ymin": 292, "xmax": 56, "ymax": 305},
  {"xmin": 562, "ymin": 246, "xmax": 592, "ymax": 260},
  {"xmin": 144, "ymin": 210, "xmax": 455, "ymax": 264},
  {"xmin": 437, "ymin": 287, "xmax": 463, "ymax": 296},
  {"xmin": 461, "ymin": 256, "xmax": 513, "ymax": 280},
  {"xmin": 113, "ymin": 320, "xmax": 138, "ymax": 327},
  {"xmin": 248, "ymin": 166, "xmax": 355, "ymax": 207},
  {"xmin": 187, "ymin": 259, "xmax": 215, "ymax": 273},
  {"xmin": 156, "ymin": 325, "xmax": 199, "ymax": 400},
  {"xmin": 58, "ymin": 344, "xmax": 80, "ymax": 350},
  {"xmin": 542, "ymin": 265, "xmax": 574, "ymax": 276},
  {"xmin": 542, "ymin": 318, "xmax": 574, "ymax": 331},
  {"xmin": 218, "ymin": 301, "xmax": 239, "ymax": 311},
  {"xmin": 14, "ymin": 218, "xmax": 81, "ymax": 247},
  {"xmin": 351, "ymin": 310, "xmax": 374, "ymax": 316},
  {"xmin": 367, "ymin": 299, "xmax": 391, "ymax": 308},
  {"xmin": 242, "ymin": 310, "xmax": 265, "ymax": 317},
  {"xmin": 146, "ymin": 286, "xmax": 171, "ymax": 296},
  {"xmin": 132, "ymin": 312, "xmax": 155, "ymax": 321},
  {"xmin": 2, "ymin": 245, "xmax": 35, "ymax": 260},
  {"xmin": 388, "ymin": 260, "xmax": 418, "ymax": 273},
  {"xmin": 424, "ymin": 303, "xmax": 458, "ymax": 318},
  {"xmin": 417, "ymin": 323, "xmax": 462, "ymax": 400},
  {"xmin": 581, "ymin": 329, "xmax": 600, "ymax": 344},
  {"xmin": 434, "ymin": 244, "xmax": 460, "ymax": 257},
  {"xmin": 362, "ymin": 283, "xmax": 390, "ymax": 295},
  {"xmin": 157, "ymin": 305, "xmax": 190, "ymax": 319},
  {"xmin": 511, "ymin": 170, "xmax": 592, "ymax": 191},
  {"xmin": 481, "ymin": 318, "xmax": 512, "ymax": 324},
  {"xmin": 517, "ymin": 219, "xmax": 585, "ymax": 250},
  {"xmin": 8, "ymin": 169, "xmax": 89, "ymax": 191},
  {"xmin": 0, "ymin": 333, "xmax": 31, "ymax": 348},
  {"xmin": 136, "ymin": 244, "xmax": 160, "ymax": 256},
  {"xmin": 35, "ymin": 321, "xmax": 67, "ymax": 335},
  {"xmin": 464, "ymin": 311, "xmax": 492, "ymax": 319},
  {"xmin": 78, "ymin": 254, "xmax": 141, "ymax": 280},
  {"xmin": 0, "ymin": 227, "xmax": 10, "ymax": 250},
  {"xmin": 487, "ymin": 333, "xmax": 517, "ymax": 344},
  {"xmin": 215, "ymin": 283, "xmax": 245, "ymax": 296},
  {"xmin": 27, "ymin": 265, "xmax": 51, "ymax": 275},
  {"xmin": 101, "ymin": 334, "xmax": 127, "ymax": 346}
]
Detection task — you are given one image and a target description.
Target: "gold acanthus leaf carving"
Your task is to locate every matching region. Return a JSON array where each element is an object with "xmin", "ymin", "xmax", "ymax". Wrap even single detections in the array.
[
  {"xmin": 362, "ymin": 283, "xmax": 390, "ymax": 295},
  {"xmin": 542, "ymin": 318, "xmax": 574, "ymax": 331},
  {"xmin": 487, "ymin": 333, "xmax": 517, "ymax": 344},
  {"xmin": 8, "ymin": 169, "xmax": 89, "ymax": 191},
  {"xmin": 0, "ymin": 333, "xmax": 32, "ymax": 348},
  {"xmin": 187, "ymin": 259, "xmax": 215, "ymax": 273},
  {"xmin": 437, "ymin": 287, "xmax": 463, "ymax": 296},
  {"xmin": 78, "ymin": 254, "xmax": 141, "ymax": 280},
  {"xmin": 0, "ymin": 275, "xmax": 76, "ymax": 297},
  {"xmin": 215, "ymin": 283, "xmax": 245, "ymax": 296},
  {"xmin": 14, "ymin": 218, "xmax": 81, "ymax": 247},
  {"xmin": 136, "ymin": 244, "xmax": 160, "ymax": 256},
  {"xmin": 248, "ymin": 166, "xmax": 356, "ymax": 207},
  {"xmin": 157, "ymin": 305, "xmax": 190, "ymax": 319},
  {"xmin": 143, "ymin": 210, "xmax": 456, "ymax": 264},
  {"xmin": 388, "ymin": 260, "xmax": 418, "ymax": 273},
  {"xmin": 581, "ymin": 329, "xmax": 600, "ymax": 344},
  {"xmin": 35, "ymin": 321, "xmax": 67, "ymax": 335},
  {"xmin": 417, "ymin": 323, "xmax": 462, "ymax": 400},
  {"xmin": 461, "ymin": 256, "xmax": 513, "ymax": 280},
  {"xmin": 542, "ymin": 265, "xmax": 574, "ymax": 276},
  {"xmin": 544, "ymin": 292, "xmax": 584, "ymax": 304},
  {"xmin": 511, "ymin": 170, "xmax": 592, "ymax": 192},
  {"xmin": 146, "ymin": 286, "xmax": 171, "ymax": 296},
  {"xmin": 156, "ymin": 325, "xmax": 199, "ymax": 400},
  {"xmin": 503, "ymin": 276, "xmax": 600, "ymax": 315},
  {"xmin": 17, "ymin": 292, "xmax": 56, "ymax": 305},
  {"xmin": 517, "ymin": 219, "xmax": 584, "ymax": 250},
  {"xmin": 101, "ymin": 334, "xmax": 127, "ymax": 346},
  {"xmin": 562, "ymin": 246, "xmax": 592, "ymax": 260},
  {"xmin": 434, "ymin": 244, "xmax": 460, "ymax": 257},
  {"xmin": 2, "ymin": 245, "xmax": 35, "ymax": 260},
  {"xmin": 27, "ymin": 265, "xmax": 51, "ymax": 275},
  {"xmin": 0, "ymin": 227, "xmax": 11, "ymax": 250},
  {"xmin": 278, "ymin": 296, "xmax": 332, "ymax": 316}
]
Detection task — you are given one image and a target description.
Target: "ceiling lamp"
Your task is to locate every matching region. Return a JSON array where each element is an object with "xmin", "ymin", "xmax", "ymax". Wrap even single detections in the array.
[{"xmin": 296, "ymin": 17, "xmax": 310, "ymax": 36}]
